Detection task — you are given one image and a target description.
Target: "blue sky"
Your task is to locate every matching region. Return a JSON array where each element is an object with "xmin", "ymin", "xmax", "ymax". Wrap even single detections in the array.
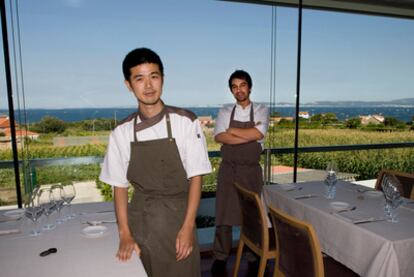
[{"xmin": 1, "ymin": 0, "xmax": 414, "ymax": 109}]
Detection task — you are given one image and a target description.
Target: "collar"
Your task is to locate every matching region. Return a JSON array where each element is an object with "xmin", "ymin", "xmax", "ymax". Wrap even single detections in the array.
[
  {"xmin": 135, "ymin": 104, "xmax": 167, "ymax": 132},
  {"xmin": 235, "ymin": 102, "xmax": 252, "ymax": 111}
]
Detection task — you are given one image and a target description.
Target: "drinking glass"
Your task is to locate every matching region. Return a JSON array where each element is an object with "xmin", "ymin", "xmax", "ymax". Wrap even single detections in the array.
[
  {"xmin": 62, "ymin": 181, "xmax": 76, "ymax": 219},
  {"xmin": 24, "ymin": 191, "xmax": 44, "ymax": 236},
  {"xmin": 50, "ymin": 185, "xmax": 65, "ymax": 224},
  {"xmin": 382, "ymin": 174, "xmax": 404, "ymax": 223},
  {"xmin": 324, "ymin": 161, "xmax": 338, "ymax": 199},
  {"xmin": 37, "ymin": 187, "xmax": 56, "ymax": 230}
]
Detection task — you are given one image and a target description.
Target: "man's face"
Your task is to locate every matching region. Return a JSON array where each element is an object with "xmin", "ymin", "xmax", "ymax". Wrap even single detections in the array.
[
  {"xmin": 230, "ymin": 78, "xmax": 250, "ymax": 103},
  {"xmin": 125, "ymin": 63, "xmax": 163, "ymax": 106}
]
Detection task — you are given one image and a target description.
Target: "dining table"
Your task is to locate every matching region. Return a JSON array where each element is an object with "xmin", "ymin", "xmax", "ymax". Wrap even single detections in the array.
[
  {"xmin": 0, "ymin": 201, "xmax": 147, "ymax": 277},
  {"xmin": 263, "ymin": 180, "xmax": 414, "ymax": 277}
]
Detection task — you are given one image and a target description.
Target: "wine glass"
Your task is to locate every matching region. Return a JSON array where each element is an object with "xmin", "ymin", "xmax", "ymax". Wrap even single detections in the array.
[
  {"xmin": 37, "ymin": 187, "xmax": 56, "ymax": 230},
  {"xmin": 382, "ymin": 174, "xmax": 404, "ymax": 223},
  {"xmin": 61, "ymin": 181, "xmax": 76, "ymax": 219},
  {"xmin": 24, "ymin": 190, "xmax": 44, "ymax": 236},
  {"xmin": 50, "ymin": 185, "xmax": 65, "ymax": 224},
  {"xmin": 324, "ymin": 161, "xmax": 338, "ymax": 199}
]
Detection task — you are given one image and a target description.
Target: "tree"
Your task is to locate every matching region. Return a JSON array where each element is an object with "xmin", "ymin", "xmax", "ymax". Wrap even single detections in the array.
[
  {"xmin": 81, "ymin": 118, "xmax": 113, "ymax": 132},
  {"xmin": 384, "ymin": 116, "xmax": 400, "ymax": 127},
  {"xmin": 346, "ymin": 117, "xmax": 361, "ymax": 129},
  {"xmin": 322, "ymin": 113, "xmax": 338, "ymax": 124},
  {"xmin": 33, "ymin": 116, "xmax": 67, "ymax": 133},
  {"xmin": 310, "ymin": 114, "xmax": 323, "ymax": 123},
  {"xmin": 311, "ymin": 113, "xmax": 337, "ymax": 125},
  {"xmin": 271, "ymin": 111, "xmax": 281, "ymax": 117}
]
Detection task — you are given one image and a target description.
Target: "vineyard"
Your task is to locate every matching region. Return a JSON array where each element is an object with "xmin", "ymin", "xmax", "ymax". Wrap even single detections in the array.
[
  {"xmin": 1, "ymin": 129, "xmax": 414, "ymax": 204},
  {"xmin": 0, "ymin": 144, "xmax": 107, "ymax": 160}
]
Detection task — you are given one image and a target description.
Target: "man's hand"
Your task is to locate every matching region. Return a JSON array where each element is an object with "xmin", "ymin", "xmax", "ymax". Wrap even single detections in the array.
[
  {"xmin": 175, "ymin": 225, "xmax": 194, "ymax": 261},
  {"xmin": 116, "ymin": 235, "xmax": 141, "ymax": 262}
]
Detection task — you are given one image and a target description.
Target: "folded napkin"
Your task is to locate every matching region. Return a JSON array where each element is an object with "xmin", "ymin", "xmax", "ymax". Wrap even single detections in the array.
[{"xmin": 0, "ymin": 229, "xmax": 20, "ymax": 236}]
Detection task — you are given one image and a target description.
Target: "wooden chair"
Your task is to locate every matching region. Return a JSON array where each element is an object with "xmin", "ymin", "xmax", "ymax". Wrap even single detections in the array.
[
  {"xmin": 268, "ymin": 204, "xmax": 324, "ymax": 277},
  {"xmin": 375, "ymin": 169, "xmax": 414, "ymax": 199},
  {"xmin": 233, "ymin": 182, "xmax": 277, "ymax": 277}
]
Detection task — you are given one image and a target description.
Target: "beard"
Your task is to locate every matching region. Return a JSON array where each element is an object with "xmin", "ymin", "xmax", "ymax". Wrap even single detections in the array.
[{"xmin": 235, "ymin": 93, "xmax": 249, "ymax": 103}]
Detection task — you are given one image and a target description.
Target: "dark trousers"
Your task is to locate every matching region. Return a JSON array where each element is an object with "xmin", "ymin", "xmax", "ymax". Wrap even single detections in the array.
[{"xmin": 213, "ymin": 225, "xmax": 257, "ymax": 262}]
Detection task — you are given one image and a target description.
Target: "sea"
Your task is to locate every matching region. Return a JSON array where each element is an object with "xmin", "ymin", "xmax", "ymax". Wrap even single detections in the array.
[{"xmin": 1, "ymin": 106, "xmax": 414, "ymax": 123}]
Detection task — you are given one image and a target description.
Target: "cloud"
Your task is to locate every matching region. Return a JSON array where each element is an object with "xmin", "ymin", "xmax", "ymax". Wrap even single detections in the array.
[{"xmin": 63, "ymin": 0, "xmax": 84, "ymax": 8}]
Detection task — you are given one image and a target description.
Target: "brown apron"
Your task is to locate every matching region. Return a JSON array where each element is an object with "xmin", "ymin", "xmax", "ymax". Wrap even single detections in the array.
[
  {"xmin": 215, "ymin": 104, "xmax": 263, "ymax": 226},
  {"xmin": 126, "ymin": 111, "xmax": 200, "ymax": 277}
]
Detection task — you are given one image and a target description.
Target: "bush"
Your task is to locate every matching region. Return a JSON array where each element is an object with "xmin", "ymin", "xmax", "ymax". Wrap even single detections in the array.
[
  {"xmin": 95, "ymin": 177, "xmax": 134, "ymax": 201},
  {"xmin": 32, "ymin": 116, "xmax": 67, "ymax": 133},
  {"xmin": 346, "ymin": 117, "xmax": 361, "ymax": 129},
  {"xmin": 96, "ymin": 177, "xmax": 113, "ymax": 201}
]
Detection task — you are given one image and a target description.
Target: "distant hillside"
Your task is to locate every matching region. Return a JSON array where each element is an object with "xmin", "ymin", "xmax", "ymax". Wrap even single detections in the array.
[{"xmin": 273, "ymin": 98, "xmax": 414, "ymax": 107}]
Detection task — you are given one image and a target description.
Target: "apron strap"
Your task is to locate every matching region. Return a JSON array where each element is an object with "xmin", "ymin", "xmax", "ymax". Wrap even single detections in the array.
[
  {"xmin": 133, "ymin": 114, "xmax": 138, "ymax": 143},
  {"xmin": 230, "ymin": 105, "xmax": 236, "ymax": 126},
  {"xmin": 229, "ymin": 103, "xmax": 255, "ymax": 126},
  {"xmin": 166, "ymin": 113, "xmax": 172, "ymax": 139}
]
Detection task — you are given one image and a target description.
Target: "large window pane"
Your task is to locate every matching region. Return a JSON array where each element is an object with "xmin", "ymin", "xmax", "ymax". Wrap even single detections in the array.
[
  {"xmin": 1, "ymin": 0, "xmax": 275, "ymax": 205},
  {"xmin": 297, "ymin": 9, "xmax": 414, "ymax": 182}
]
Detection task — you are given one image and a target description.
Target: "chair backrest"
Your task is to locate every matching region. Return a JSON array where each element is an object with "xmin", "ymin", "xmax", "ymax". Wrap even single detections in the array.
[
  {"xmin": 268, "ymin": 205, "xmax": 324, "ymax": 277},
  {"xmin": 375, "ymin": 169, "xmax": 414, "ymax": 199},
  {"xmin": 234, "ymin": 182, "xmax": 269, "ymax": 250}
]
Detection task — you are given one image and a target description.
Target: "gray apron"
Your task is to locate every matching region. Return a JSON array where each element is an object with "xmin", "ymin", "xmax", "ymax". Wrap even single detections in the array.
[
  {"xmin": 215, "ymin": 104, "xmax": 263, "ymax": 226},
  {"xmin": 126, "ymin": 110, "xmax": 200, "ymax": 277}
]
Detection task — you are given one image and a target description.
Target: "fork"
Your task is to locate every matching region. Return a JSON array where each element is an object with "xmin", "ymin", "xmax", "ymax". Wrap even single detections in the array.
[
  {"xmin": 286, "ymin": 187, "xmax": 303, "ymax": 192},
  {"xmin": 336, "ymin": 206, "xmax": 357, "ymax": 213},
  {"xmin": 83, "ymin": 220, "xmax": 117, "ymax": 225}
]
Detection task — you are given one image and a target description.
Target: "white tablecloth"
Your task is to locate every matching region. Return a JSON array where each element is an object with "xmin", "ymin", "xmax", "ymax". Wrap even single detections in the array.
[
  {"xmin": 0, "ymin": 202, "xmax": 147, "ymax": 277},
  {"xmin": 263, "ymin": 181, "xmax": 414, "ymax": 277}
]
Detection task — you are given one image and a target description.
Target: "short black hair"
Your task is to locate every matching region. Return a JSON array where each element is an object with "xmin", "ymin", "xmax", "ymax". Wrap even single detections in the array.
[
  {"xmin": 228, "ymin": 70, "xmax": 252, "ymax": 90},
  {"xmin": 122, "ymin": 48, "xmax": 164, "ymax": 80}
]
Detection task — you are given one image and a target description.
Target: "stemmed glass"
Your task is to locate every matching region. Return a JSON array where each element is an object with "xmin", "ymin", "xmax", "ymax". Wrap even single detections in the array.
[
  {"xmin": 24, "ymin": 189, "xmax": 44, "ymax": 236},
  {"xmin": 61, "ymin": 181, "xmax": 76, "ymax": 219},
  {"xmin": 382, "ymin": 174, "xmax": 404, "ymax": 223},
  {"xmin": 37, "ymin": 187, "xmax": 56, "ymax": 230},
  {"xmin": 50, "ymin": 185, "xmax": 65, "ymax": 224},
  {"xmin": 324, "ymin": 161, "xmax": 338, "ymax": 199}
]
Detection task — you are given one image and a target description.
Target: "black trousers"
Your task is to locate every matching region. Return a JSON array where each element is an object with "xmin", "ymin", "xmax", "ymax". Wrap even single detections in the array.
[{"xmin": 212, "ymin": 225, "xmax": 257, "ymax": 262}]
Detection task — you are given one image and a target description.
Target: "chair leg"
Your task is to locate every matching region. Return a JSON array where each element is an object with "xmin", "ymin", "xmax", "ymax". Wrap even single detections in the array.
[
  {"xmin": 273, "ymin": 268, "xmax": 283, "ymax": 277},
  {"xmin": 272, "ymin": 259, "xmax": 279, "ymax": 277},
  {"xmin": 257, "ymin": 257, "xmax": 267, "ymax": 277},
  {"xmin": 233, "ymin": 239, "xmax": 245, "ymax": 277}
]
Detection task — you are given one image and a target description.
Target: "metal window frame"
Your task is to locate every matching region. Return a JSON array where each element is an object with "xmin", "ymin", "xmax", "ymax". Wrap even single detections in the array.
[
  {"xmin": 2, "ymin": 0, "xmax": 414, "ymax": 207},
  {"xmin": 224, "ymin": 0, "xmax": 414, "ymax": 19}
]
